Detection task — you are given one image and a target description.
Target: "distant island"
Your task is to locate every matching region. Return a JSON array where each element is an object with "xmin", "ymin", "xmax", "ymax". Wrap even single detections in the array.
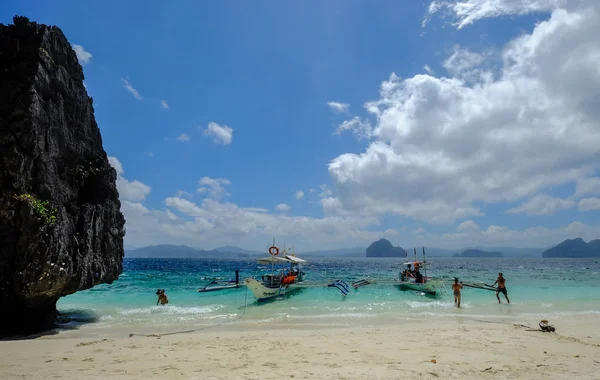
[
  {"xmin": 126, "ymin": 245, "xmax": 249, "ymax": 258},
  {"xmin": 542, "ymin": 238, "xmax": 600, "ymax": 258},
  {"xmin": 453, "ymin": 249, "xmax": 503, "ymax": 258},
  {"xmin": 366, "ymin": 239, "xmax": 407, "ymax": 258},
  {"xmin": 123, "ymin": 239, "xmax": 599, "ymax": 259}
]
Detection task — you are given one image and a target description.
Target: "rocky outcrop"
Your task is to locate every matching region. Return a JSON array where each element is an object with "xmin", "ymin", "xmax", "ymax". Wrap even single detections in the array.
[
  {"xmin": 542, "ymin": 238, "xmax": 600, "ymax": 258},
  {"xmin": 0, "ymin": 16, "xmax": 125, "ymax": 334},
  {"xmin": 366, "ymin": 239, "xmax": 406, "ymax": 258}
]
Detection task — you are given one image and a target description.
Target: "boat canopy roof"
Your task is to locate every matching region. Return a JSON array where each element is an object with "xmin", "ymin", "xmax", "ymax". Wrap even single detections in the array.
[
  {"xmin": 402, "ymin": 261, "xmax": 427, "ymax": 266},
  {"xmin": 284, "ymin": 255, "xmax": 307, "ymax": 263},
  {"xmin": 256, "ymin": 254, "xmax": 307, "ymax": 265},
  {"xmin": 257, "ymin": 256, "xmax": 290, "ymax": 264}
]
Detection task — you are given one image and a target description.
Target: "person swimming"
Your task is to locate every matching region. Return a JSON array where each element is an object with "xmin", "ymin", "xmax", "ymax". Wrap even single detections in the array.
[
  {"xmin": 452, "ymin": 278, "xmax": 463, "ymax": 308},
  {"xmin": 156, "ymin": 289, "xmax": 168, "ymax": 305}
]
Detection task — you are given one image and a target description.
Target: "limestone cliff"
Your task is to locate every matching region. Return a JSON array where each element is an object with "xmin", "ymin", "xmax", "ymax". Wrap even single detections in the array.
[
  {"xmin": 365, "ymin": 239, "xmax": 406, "ymax": 258},
  {"xmin": 0, "ymin": 16, "xmax": 125, "ymax": 334}
]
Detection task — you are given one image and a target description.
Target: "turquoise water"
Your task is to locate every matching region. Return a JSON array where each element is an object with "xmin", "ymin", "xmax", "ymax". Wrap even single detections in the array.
[{"xmin": 57, "ymin": 257, "xmax": 600, "ymax": 332}]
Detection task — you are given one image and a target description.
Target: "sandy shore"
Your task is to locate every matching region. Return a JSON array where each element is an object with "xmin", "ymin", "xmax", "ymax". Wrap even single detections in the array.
[{"xmin": 1, "ymin": 315, "xmax": 599, "ymax": 380}]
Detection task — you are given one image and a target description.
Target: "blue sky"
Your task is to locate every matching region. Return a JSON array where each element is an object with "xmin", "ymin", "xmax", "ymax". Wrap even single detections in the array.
[{"xmin": 3, "ymin": 0, "xmax": 600, "ymax": 250}]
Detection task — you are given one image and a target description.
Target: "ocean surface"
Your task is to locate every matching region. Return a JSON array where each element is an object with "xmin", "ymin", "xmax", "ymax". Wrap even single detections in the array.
[{"xmin": 57, "ymin": 257, "xmax": 600, "ymax": 334}]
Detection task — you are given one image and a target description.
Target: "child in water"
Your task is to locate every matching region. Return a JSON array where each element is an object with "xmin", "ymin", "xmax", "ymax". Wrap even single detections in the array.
[{"xmin": 156, "ymin": 289, "xmax": 168, "ymax": 305}]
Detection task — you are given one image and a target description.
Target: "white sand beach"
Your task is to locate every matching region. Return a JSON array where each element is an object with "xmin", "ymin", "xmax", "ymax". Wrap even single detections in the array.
[{"xmin": 1, "ymin": 315, "xmax": 599, "ymax": 380}]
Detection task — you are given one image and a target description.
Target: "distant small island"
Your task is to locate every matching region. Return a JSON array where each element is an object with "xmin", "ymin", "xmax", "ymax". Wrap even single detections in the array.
[
  {"xmin": 366, "ymin": 239, "xmax": 407, "ymax": 258},
  {"xmin": 126, "ymin": 245, "xmax": 249, "ymax": 258},
  {"xmin": 542, "ymin": 238, "xmax": 600, "ymax": 258},
  {"xmin": 453, "ymin": 249, "xmax": 503, "ymax": 258}
]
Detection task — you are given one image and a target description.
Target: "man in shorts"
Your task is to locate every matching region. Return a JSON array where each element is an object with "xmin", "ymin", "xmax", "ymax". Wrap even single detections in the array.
[{"xmin": 492, "ymin": 273, "xmax": 510, "ymax": 304}]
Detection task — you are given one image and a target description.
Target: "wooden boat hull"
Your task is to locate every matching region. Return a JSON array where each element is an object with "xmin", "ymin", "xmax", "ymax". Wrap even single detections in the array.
[
  {"xmin": 244, "ymin": 278, "xmax": 301, "ymax": 302},
  {"xmin": 397, "ymin": 278, "xmax": 443, "ymax": 296}
]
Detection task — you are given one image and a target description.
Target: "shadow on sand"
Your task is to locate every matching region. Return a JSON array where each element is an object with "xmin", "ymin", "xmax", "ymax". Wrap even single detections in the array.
[{"xmin": 0, "ymin": 309, "xmax": 100, "ymax": 341}]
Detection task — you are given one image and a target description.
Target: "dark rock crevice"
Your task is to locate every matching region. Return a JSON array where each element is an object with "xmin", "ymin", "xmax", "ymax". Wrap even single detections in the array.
[{"xmin": 0, "ymin": 16, "xmax": 125, "ymax": 336}]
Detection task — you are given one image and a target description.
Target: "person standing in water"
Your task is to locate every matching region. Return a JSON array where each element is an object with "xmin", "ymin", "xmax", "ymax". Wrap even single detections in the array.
[
  {"xmin": 156, "ymin": 289, "xmax": 168, "ymax": 305},
  {"xmin": 452, "ymin": 278, "xmax": 463, "ymax": 308},
  {"xmin": 492, "ymin": 273, "xmax": 510, "ymax": 304}
]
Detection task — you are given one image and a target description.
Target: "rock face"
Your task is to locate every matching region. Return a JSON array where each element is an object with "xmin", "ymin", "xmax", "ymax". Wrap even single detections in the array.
[
  {"xmin": 542, "ymin": 238, "xmax": 600, "ymax": 258},
  {"xmin": 0, "ymin": 16, "xmax": 125, "ymax": 334},
  {"xmin": 366, "ymin": 239, "xmax": 406, "ymax": 258}
]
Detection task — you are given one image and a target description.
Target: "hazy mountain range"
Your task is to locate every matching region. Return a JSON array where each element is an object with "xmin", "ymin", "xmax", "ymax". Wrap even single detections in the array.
[{"xmin": 124, "ymin": 241, "xmax": 567, "ymax": 258}]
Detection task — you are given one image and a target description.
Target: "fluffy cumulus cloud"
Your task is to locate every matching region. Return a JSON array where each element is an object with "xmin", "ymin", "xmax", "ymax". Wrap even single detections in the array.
[
  {"xmin": 425, "ymin": 0, "xmax": 568, "ymax": 29},
  {"xmin": 203, "ymin": 122, "xmax": 233, "ymax": 145},
  {"xmin": 111, "ymin": 157, "xmax": 599, "ymax": 250},
  {"xmin": 72, "ymin": 44, "xmax": 92, "ymax": 64},
  {"xmin": 197, "ymin": 177, "xmax": 231, "ymax": 199},
  {"xmin": 506, "ymin": 194, "xmax": 575, "ymax": 216},
  {"xmin": 334, "ymin": 117, "xmax": 373, "ymax": 140},
  {"xmin": 327, "ymin": 101, "xmax": 349, "ymax": 113},
  {"xmin": 421, "ymin": 221, "xmax": 600, "ymax": 248},
  {"xmin": 275, "ymin": 203, "xmax": 291, "ymax": 212},
  {"xmin": 108, "ymin": 156, "xmax": 152, "ymax": 228},
  {"xmin": 579, "ymin": 198, "xmax": 600, "ymax": 212},
  {"xmin": 295, "ymin": 190, "xmax": 305, "ymax": 200},
  {"xmin": 326, "ymin": 0, "xmax": 600, "ymax": 225},
  {"xmin": 575, "ymin": 177, "xmax": 600, "ymax": 197}
]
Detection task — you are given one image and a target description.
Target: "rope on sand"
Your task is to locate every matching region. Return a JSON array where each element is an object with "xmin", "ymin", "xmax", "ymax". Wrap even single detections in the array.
[{"xmin": 128, "ymin": 285, "xmax": 250, "ymax": 338}]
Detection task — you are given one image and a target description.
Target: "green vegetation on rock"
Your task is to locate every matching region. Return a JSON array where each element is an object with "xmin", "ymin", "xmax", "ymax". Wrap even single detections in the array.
[{"xmin": 15, "ymin": 193, "xmax": 58, "ymax": 225}]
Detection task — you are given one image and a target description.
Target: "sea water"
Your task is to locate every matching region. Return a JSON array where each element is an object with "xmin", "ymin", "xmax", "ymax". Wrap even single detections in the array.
[{"xmin": 57, "ymin": 257, "xmax": 600, "ymax": 334}]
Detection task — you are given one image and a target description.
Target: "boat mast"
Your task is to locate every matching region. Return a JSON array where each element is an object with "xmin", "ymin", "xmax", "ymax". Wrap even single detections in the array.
[{"xmin": 422, "ymin": 247, "xmax": 427, "ymax": 278}]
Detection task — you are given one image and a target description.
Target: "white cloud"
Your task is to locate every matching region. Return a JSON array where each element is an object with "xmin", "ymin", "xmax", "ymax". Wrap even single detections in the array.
[
  {"xmin": 275, "ymin": 203, "xmax": 291, "ymax": 212},
  {"xmin": 295, "ymin": 190, "xmax": 305, "ymax": 200},
  {"xmin": 424, "ymin": 65, "xmax": 435, "ymax": 75},
  {"xmin": 176, "ymin": 133, "xmax": 191, "ymax": 142},
  {"xmin": 121, "ymin": 78, "xmax": 143, "ymax": 100},
  {"xmin": 327, "ymin": 101, "xmax": 350, "ymax": 113},
  {"xmin": 426, "ymin": 0, "xmax": 568, "ymax": 29},
  {"xmin": 197, "ymin": 177, "xmax": 231, "ymax": 199},
  {"xmin": 161, "ymin": 100, "xmax": 170, "ymax": 109},
  {"xmin": 72, "ymin": 44, "xmax": 92, "ymax": 64},
  {"xmin": 424, "ymin": 221, "xmax": 600, "ymax": 249},
  {"xmin": 334, "ymin": 117, "xmax": 373, "ymax": 140},
  {"xmin": 108, "ymin": 156, "xmax": 124, "ymax": 176},
  {"xmin": 144, "ymin": 152, "xmax": 154, "ymax": 157},
  {"xmin": 326, "ymin": 3, "xmax": 600, "ymax": 224},
  {"xmin": 108, "ymin": 156, "xmax": 151, "ymax": 203},
  {"xmin": 506, "ymin": 194, "xmax": 575, "ymax": 216},
  {"xmin": 575, "ymin": 177, "xmax": 600, "ymax": 197},
  {"xmin": 457, "ymin": 220, "xmax": 480, "ymax": 232},
  {"xmin": 442, "ymin": 45, "xmax": 485, "ymax": 79},
  {"xmin": 318, "ymin": 184, "xmax": 332, "ymax": 199},
  {"xmin": 203, "ymin": 122, "xmax": 233, "ymax": 145},
  {"xmin": 175, "ymin": 190, "xmax": 193, "ymax": 199},
  {"xmin": 578, "ymin": 198, "xmax": 600, "ymax": 212},
  {"xmin": 110, "ymin": 156, "xmax": 600, "ymax": 250}
]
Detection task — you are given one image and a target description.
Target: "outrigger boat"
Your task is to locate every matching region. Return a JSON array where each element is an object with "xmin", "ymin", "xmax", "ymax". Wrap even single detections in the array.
[
  {"xmin": 244, "ymin": 244, "xmax": 309, "ymax": 302},
  {"xmin": 244, "ymin": 241, "xmax": 352, "ymax": 301},
  {"xmin": 198, "ymin": 269, "xmax": 245, "ymax": 293},
  {"xmin": 349, "ymin": 247, "xmax": 447, "ymax": 296},
  {"xmin": 396, "ymin": 247, "xmax": 446, "ymax": 296}
]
